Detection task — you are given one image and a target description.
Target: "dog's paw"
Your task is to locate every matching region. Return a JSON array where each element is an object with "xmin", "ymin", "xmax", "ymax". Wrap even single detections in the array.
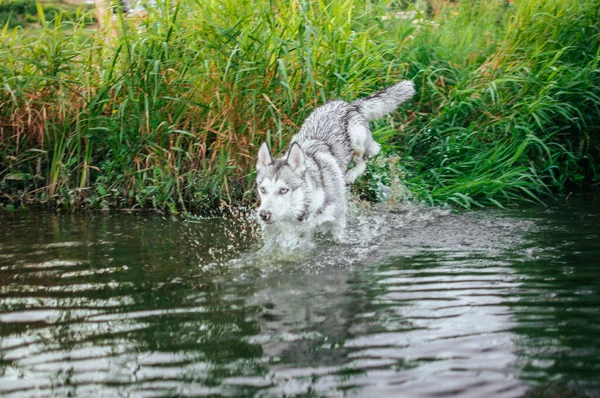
[{"xmin": 332, "ymin": 232, "xmax": 347, "ymax": 244}]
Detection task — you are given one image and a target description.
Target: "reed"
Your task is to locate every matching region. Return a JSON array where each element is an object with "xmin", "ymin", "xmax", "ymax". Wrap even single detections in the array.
[{"xmin": 0, "ymin": 0, "xmax": 598, "ymax": 211}]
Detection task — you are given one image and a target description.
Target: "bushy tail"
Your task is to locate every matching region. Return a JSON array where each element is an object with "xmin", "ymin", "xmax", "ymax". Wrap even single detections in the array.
[{"xmin": 352, "ymin": 80, "xmax": 415, "ymax": 120}]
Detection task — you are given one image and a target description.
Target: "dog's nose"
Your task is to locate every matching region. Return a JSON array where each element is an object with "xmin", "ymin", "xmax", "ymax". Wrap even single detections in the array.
[{"xmin": 259, "ymin": 210, "xmax": 271, "ymax": 221}]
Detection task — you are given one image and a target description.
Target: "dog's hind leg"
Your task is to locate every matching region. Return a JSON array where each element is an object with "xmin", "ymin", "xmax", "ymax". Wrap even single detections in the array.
[
  {"xmin": 345, "ymin": 151, "xmax": 366, "ymax": 184},
  {"xmin": 345, "ymin": 117, "xmax": 380, "ymax": 184},
  {"xmin": 346, "ymin": 136, "xmax": 381, "ymax": 184},
  {"xmin": 364, "ymin": 136, "xmax": 381, "ymax": 158},
  {"xmin": 345, "ymin": 120, "xmax": 367, "ymax": 184}
]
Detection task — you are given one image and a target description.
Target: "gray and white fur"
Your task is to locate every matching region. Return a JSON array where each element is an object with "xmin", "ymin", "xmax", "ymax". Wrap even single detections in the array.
[{"xmin": 256, "ymin": 80, "xmax": 415, "ymax": 243}]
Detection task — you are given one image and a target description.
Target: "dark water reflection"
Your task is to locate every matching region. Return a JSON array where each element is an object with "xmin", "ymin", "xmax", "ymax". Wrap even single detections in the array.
[{"xmin": 0, "ymin": 195, "xmax": 599, "ymax": 397}]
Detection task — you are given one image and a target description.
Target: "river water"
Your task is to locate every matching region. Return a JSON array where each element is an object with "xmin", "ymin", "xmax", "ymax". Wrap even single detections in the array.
[{"xmin": 0, "ymin": 194, "xmax": 599, "ymax": 397}]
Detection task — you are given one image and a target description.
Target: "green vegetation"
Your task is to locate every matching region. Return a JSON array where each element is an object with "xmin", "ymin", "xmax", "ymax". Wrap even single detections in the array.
[
  {"xmin": 0, "ymin": 0, "xmax": 94, "ymax": 28},
  {"xmin": 1, "ymin": 0, "xmax": 599, "ymax": 211}
]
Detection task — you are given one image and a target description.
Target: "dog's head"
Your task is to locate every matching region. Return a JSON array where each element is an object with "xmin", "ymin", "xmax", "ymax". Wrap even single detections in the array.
[{"xmin": 255, "ymin": 142, "xmax": 307, "ymax": 225}]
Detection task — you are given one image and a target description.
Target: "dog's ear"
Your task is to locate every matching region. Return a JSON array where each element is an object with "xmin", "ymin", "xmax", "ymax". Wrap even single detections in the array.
[
  {"xmin": 286, "ymin": 142, "xmax": 305, "ymax": 174},
  {"xmin": 257, "ymin": 142, "xmax": 273, "ymax": 171}
]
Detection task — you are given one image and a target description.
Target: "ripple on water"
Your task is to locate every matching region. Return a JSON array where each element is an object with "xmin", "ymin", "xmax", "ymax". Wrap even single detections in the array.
[{"xmin": 0, "ymin": 199, "xmax": 599, "ymax": 397}]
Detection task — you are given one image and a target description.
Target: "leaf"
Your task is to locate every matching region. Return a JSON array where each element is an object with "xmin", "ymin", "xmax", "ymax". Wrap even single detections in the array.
[{"xmin": 5, "ymin": 173, "xmax": 31, "ymax": 181}]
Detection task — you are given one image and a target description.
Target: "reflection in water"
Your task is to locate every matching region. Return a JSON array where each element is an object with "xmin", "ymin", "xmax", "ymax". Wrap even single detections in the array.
[
  {"xmin": 507, "ymin": 196, "xmax": 600, "ymax": 396},
  {"xmin": 236, "ymin": 210, "xmax": 530, "ymax": 397},
  {"xmin": 0, "ymin": 196, "xmax": 599, "ymax": 397}
]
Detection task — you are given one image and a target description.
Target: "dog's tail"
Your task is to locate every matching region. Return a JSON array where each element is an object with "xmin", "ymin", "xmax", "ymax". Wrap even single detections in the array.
[{"xmin": 352, "ymin": 80, "xmax": 415, "ymax": 121}]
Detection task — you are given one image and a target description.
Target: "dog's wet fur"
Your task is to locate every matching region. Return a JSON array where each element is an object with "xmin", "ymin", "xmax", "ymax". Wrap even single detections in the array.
[{"xmin": 256, "ymin": 81, "xmax": 415, "ymax": 244}]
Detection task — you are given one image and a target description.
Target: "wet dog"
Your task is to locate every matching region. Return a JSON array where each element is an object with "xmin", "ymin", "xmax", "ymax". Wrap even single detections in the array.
[{"xmin": 256, "ymin": 81, "xmax": 415, "ymax": 245}]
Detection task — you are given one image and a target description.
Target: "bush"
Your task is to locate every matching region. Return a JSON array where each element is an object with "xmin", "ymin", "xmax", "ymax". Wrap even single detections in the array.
[{"xmin": 0, "ymin": 0, "xmax": 598, "ymax": 211}]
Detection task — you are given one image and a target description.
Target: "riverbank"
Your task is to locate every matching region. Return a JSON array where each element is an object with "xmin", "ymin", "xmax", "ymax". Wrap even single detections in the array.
[{"xmin": 1, "ymin": 0, "xmax": 599, "ymax": 212}]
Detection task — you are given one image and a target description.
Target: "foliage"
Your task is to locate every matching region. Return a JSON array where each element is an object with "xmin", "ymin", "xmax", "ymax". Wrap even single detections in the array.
[
  {"xmin": 0, "ymin": 0, "xmax": 599, "ymax": 211},
  {"xmin": 0, "ymin": 0, "xmax": 94, "ymax": 28}
]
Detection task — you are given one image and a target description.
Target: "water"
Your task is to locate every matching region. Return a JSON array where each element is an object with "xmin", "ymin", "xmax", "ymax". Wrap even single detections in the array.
[{"xmin": 1, "ymin": 194, "xmax": 599, "ymax": 397}]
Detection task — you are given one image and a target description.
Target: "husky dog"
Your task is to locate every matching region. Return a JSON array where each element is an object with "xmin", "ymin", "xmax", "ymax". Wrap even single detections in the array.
[{"xmin": 256, "ymin": 81, "xmax": 415, "ymax": 243}]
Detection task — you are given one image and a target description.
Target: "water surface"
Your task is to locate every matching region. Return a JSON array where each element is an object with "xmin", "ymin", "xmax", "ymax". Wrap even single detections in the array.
[{"xmin": 1, "ymin": 195, "xmax": 599, "ymax": 397}]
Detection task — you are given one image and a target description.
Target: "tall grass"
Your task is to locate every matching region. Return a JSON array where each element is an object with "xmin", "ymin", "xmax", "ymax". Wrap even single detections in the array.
[
  {"xmin": 0, "ymin": 0, "xmax": 94, "ymax": 28},
  {"xmin": 0, "ymin": 0, "xmax": 598, "ymax": 211}
]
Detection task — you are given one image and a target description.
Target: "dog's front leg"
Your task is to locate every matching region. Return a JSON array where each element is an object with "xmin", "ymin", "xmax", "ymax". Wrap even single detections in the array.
[
  {"xmin": 315, "ymin": 203, "xmax": 347, "ymax": 243},
  {"xmin": 331, "ymin": 214, "xmax": 346, "ymax": 243},
  {"xmin": 315, "ymin": 204, "xmax": 337, "ymax": 225}
]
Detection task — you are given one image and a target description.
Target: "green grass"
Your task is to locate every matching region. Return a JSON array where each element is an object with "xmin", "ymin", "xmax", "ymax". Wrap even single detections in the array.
[
  {"xmin": 0, "ymin": 0, "xmax": 95, "ymax": 28},
  {"xmin": 0, "ymin": 0, "xmax": 599, "ymax": 212}
]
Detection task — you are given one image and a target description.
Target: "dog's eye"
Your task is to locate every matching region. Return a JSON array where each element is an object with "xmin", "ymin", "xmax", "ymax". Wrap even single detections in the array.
[
  {"xmin": 260, "ymin": 187, "xmax": 266, "ymax": 194},
  {"xmin": 279, "ymin": 188, "xmax": 289, "ymax": 194}
]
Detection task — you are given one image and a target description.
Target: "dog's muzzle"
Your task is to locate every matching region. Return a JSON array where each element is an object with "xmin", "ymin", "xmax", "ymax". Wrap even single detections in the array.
[{"xmin": 259, "ymin": 210, "xmax": 271, "ymax": 222}]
